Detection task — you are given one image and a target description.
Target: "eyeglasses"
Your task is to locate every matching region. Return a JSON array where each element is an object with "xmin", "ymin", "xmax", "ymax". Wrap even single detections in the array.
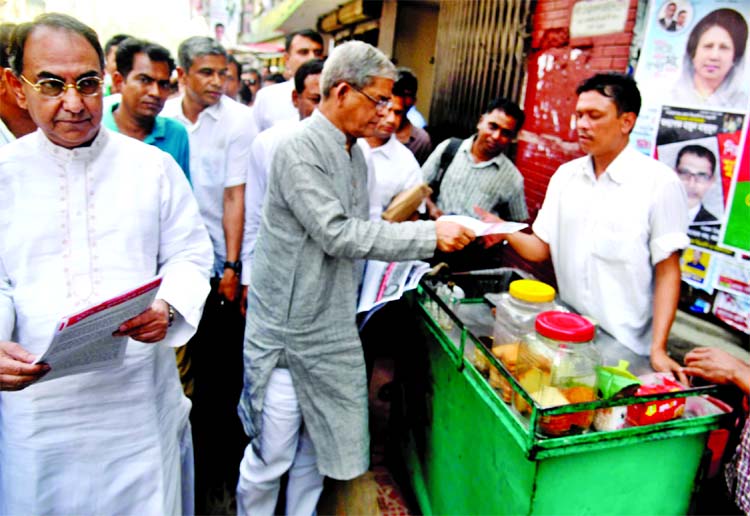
[
  {"xmin": 351, "ymin": 85, "xmax": 392, "ymax": 111},
  {"xmin": 676, "ymin": 168, "xmax": 712, "ymax": 184},
  {"xmin": 20, "ymin": 74, "xmax": 103, "ymax": 98}
]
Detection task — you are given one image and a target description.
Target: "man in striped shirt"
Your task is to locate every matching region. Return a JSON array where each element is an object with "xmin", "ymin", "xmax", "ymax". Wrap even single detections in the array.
[
  {"xmin": 422, "ymin": 98, "xmax": 527, "ymax": 270},
  {"xmin": 422, "ymin": 97, "xmax": 527, "ymax": 221}
]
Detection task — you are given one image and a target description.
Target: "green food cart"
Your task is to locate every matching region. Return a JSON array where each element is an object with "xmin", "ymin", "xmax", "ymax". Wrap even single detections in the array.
[{"xmin": 388, "ymin": 271, "xmax": 730, "ymax": 515}]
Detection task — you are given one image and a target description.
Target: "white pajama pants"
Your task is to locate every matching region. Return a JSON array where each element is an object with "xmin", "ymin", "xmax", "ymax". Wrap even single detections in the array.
[{"xmin": 236, "ymin": 368, "xmax": 324, "ymax": 516}]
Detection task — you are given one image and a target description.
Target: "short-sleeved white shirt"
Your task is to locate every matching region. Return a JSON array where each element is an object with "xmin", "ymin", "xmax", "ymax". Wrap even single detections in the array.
[
  {"xmin": 251, "ymin": 79, "xmax": 299, "ymax": 134},
  {"xmin": 163, "ymin": 95, "xmax": 253, "ymax": 274},
  {"xmin": 533, "ymin": 146, "xmax": 689, "ymax": 355},
  {"xmin": 0, "ymin": 119, "xmax": 14, "ymax": 147},
  {"xmin": 358, "ymin": 135, "xmax": 424, "ymax": 220}
]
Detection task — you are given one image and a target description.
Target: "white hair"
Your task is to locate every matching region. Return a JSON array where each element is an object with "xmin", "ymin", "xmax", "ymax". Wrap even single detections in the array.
[{"xmin": 320, "ymin": 40, "xmax": 396, "ymax": 97}]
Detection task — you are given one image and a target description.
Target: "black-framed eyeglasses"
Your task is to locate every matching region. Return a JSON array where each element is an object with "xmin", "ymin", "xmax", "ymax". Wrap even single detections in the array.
[
  {"xmin": 350, "ymin": 85, "xmax": 392, "ymax": 111},
  {"xmin": 676, "ymin": 168, "xmax": 712, "ymax": 184},
  {"xmin": 20, "ymin": 74, "xmax": 103, "ymax": 98}
]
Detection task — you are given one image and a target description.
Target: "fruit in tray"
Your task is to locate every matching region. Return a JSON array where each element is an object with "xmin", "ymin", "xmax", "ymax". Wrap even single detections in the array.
[
  {"xmin": 489, "ymin": 342, "xmax": 520, "ymax": 401},
  {"xmin": 539, "ymin": 385, "xmax": 596, "ymax": 437}
]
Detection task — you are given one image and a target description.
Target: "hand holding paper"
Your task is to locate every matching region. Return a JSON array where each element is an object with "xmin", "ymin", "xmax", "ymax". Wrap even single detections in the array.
[
  {"xmin": 0, "ymin": 341, "xmax": 49, "ymax": 391},
  {"xmin": 439, "ymin": 210, "xmax": 528, "ymax": 238}
]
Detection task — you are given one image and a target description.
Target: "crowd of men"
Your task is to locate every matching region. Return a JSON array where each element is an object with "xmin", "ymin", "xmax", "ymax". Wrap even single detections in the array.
[{"xmin": 0, "ymin": 11, "xmax": 747, "ymax": 516}]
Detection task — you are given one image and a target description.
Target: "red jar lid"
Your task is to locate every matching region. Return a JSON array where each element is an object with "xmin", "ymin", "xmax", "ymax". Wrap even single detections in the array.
[{"xmin": 535, "ymin": 311, "xmax": 595, "ymax": 343}]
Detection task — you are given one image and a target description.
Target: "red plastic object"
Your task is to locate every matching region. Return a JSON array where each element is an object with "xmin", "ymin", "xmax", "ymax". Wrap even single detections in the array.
[{"xmin": 627, "ymin": 377, "xmax": 686, "ymax": 426}]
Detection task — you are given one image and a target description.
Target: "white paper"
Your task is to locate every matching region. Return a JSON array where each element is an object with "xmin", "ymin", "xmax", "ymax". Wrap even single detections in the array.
[
  {"xmin": 34, "ymin": 277, "xmax": 163, "ymax": 382},
  {"xmin": 437, "ymin": 215, "xmax": 528, "ymax": 236}
]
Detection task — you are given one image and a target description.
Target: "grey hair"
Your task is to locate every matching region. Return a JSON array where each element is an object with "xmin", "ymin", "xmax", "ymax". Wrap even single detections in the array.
[
  {"xmin": 320, "ymin": 41, "xmax": 395, "ymax": 97},
  {"xmin": 177, "ymin": 36, "xmax": 227, "ymax": 71}
]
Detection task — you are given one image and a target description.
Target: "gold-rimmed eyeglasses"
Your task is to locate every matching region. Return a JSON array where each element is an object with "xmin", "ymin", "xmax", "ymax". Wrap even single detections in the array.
[{"xmin": 20, "ymin": 74, "xmax": 104, "ymax": 98}]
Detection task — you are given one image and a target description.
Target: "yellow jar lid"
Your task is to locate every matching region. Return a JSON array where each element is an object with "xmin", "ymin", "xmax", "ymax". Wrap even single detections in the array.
[{"xmin": 508, "ymin": 279, "xmax": 556, "ymax": 303}]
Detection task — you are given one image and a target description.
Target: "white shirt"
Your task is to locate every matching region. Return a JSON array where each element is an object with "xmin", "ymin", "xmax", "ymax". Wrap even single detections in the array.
[
  {"xmin": 251, "ymin": 79, "xmax": 298, "ymax": 134},
  {"xmin": 358, "ymin": 135, "xmax": 424, "ymax": 220},
  {"xmin": 162, "ymin": 95, "xmax": 253, "ymax": 274},
  {"xmin": 240, "ymin": 119, "xmax": 299, "ymax": 285},
  {"xmin": 0, "ymin": 118, "xmax": 14, "ymax": 147},
  {"xmin": 532, "ymin": 146, "xmax": 689, "ymax": 355},
  {"xmin": 0, "ymin": 128, "xmax": 213, "ymax": 514}
]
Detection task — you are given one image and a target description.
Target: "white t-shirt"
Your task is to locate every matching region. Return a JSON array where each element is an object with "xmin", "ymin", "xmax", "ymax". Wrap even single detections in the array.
[
  {"xmin": 251, "ymin": 79, "xmax": 298, "ymax": 134},
  {"xmin": 533, "ymin": 146, "xmax": 689, "ymax": 355}
]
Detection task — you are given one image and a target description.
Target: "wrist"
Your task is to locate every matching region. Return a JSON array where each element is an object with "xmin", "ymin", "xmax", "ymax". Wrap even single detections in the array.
[
  {"xmin": 223, "ymin": 260, "xmax": 242, "ymax": 275},
  {"xmin": 165, "ymin": 301, "xmax": 176, "ymax": 327}
]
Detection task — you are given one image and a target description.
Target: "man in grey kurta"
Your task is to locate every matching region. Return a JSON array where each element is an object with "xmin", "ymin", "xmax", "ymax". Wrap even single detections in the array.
[{"xmin": 236, "ymin": 41, "xmax": 475, "ymax": 516}]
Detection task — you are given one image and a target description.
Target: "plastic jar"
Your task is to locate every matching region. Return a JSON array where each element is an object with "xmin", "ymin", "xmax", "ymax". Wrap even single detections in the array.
[
  {"xmin": 514, "ymin": 311, "xmax": 601, "ymax": 437},
  {"xmin": 488, "ymin": 280, "xmax": 556, "ymax": 402}
]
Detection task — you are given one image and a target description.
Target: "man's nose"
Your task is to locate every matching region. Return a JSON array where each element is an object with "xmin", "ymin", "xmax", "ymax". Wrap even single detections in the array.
[{"xmin": 61, "ymin": 86, "xmax": 85, "ymax": 112}]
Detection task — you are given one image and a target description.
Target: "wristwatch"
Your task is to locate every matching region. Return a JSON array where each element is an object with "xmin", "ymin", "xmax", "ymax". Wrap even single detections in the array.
[
  {"xmin": 223, "ymin": 260, "xmax": 242, "ymax": 274},
  {"xmin": 166, "ymin": 303, "xmax": 176, "ymax": 327}
]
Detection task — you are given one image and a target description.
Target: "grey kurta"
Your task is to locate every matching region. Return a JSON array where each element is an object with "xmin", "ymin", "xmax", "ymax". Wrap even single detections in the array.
[{"xmin": 239, "ymin": 110, "xmax": 437, "ymax": 480}]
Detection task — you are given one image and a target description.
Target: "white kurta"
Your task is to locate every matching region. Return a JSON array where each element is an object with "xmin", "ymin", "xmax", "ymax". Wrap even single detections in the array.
[{"xmin": 0, "ymin": 128, "xmax": 213, "ymax": 515}]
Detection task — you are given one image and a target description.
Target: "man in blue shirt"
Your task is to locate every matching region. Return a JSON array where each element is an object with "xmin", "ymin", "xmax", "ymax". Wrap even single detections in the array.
[{"xmin": 103, "ymin": 37, "xmax": 190, "ymax": 179}]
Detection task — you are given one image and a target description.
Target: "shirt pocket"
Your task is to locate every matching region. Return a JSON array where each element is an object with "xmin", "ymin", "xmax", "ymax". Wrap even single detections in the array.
[{"xmin": 591, "ymin": 221, "xmax": 646, "ymax": 264}]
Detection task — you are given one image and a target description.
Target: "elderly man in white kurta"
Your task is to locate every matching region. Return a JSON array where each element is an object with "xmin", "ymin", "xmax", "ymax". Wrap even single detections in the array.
[{"xmin": 0, "ymin": 13, "xmax": 212, "ymax": 515}]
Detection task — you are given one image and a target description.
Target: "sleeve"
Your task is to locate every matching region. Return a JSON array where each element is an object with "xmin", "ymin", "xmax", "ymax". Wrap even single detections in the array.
[
  {"xmin": 240, "ymin": 137, "xmax": 269, "ymax": 285},
  {"xmin": 421, "ymin": 138, "xmax": 450, "ymax": 184},
  {"xmin": 0, "ymin": 256, "xmax": 15, "ymax": 341},
  {"xmin": 155, "ymin": 154, "xmax": 213, "ymax": 347},
  {"xmin": 224, "ymin": 112, "xmax": 253, "ymax": 188},
  {"xmin": 649, "ymin": 173, "xmax": 690, "ymax": 265},
  {"xmin": 531, "ymin": 166, "xmax": 565, "ymax": 244},
  {"xmin": 275, "ymin": 143, "xmax": 437, "ymax": 262},
  {"xmin": 507, "ymin": 172, "xmax": 529, "ymax": 221}
]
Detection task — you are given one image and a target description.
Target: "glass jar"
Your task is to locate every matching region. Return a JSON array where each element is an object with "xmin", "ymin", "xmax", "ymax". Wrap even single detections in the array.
[
  {"xmin": 489, "ymin": 280, "xmax": 556, "ymax": 402},
  {"xmin": 514, "ymin": 311, "xmax": 601, "ymax": 437}
]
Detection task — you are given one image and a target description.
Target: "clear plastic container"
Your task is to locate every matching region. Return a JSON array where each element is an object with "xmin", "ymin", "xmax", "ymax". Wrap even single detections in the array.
[
  {"xmin": 514, "ymin": 311, "xmax": 601, "ymax": 436},
  {"xmin": 489, "ymin": 280, "xmax": 556, "ymax": 402}
]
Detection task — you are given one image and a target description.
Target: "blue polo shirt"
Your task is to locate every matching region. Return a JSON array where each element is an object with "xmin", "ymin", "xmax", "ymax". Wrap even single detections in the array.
[{"xmin": 103, "ymin": 102, "xmax": 191, "ymax": 182}]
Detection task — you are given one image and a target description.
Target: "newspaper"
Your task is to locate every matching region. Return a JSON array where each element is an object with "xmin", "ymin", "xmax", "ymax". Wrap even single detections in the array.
[
  {"xmin": 34, "ymin": 277, "xmax": 163, "ymax": 382},
  {"xmin": 357, "ymin": 260, "xmax": 431, "ymax": 328},
  {"xmin": 437, "ymin": 215, "xmax": 528, "ymax": 236}
]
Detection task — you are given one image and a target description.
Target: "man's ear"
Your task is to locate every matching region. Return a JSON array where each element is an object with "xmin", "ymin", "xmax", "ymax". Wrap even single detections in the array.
[
  {"xmin": 176, "ymin": 66, "xmax": 186, "ymax": 85},
  {"xmin": 332, "ymin": 82, "xmax": 348, "ymax": 105},
  {"xmin": 620, "ymin": 111, "xmax": 637, "ymax": 135},
  {"xmin": 112, "ymin": 71, "xmax": 125, "ymax": 91},
  {"xmin": 291, "ymin": 88, "xmax": 299, "ymax": 109},
  {"xmin": 4, "ymin": 69, "xmax": 27, "ymax": 110}
]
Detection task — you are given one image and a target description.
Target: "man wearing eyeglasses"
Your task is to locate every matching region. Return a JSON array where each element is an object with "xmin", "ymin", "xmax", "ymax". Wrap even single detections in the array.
[
  {"xmin": 421, "ymin": 97, "xmax": 528, "ymax": 222},
  {"xmin": 103, "ymin": 37, "xmax": 190, "ymax": 180},
  {"xmin": 0, "ymin": 13, "xmax": 212, "ymax": 515},
  {"xmin": 674, "ymin": 144, "xmax": 721, "ymax": 244},
  {"xmin": 236, "ymin": 41, "xmax": 473, "ymax": 516}
]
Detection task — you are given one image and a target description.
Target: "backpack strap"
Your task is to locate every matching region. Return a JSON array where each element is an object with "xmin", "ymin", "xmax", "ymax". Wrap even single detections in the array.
[{"xmin": 429, "ymin": 137, "xmax": 462, "ymax": 202}]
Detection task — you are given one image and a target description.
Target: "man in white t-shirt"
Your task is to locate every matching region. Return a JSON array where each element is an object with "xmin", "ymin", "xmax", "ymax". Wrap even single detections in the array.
[
  {"xmin": 250, "ymin": 29, "xmax": 323, "ymax": 133},
  {"xmin": 484, "ymin": 72, "xmax": 689, "ymax": 382}
]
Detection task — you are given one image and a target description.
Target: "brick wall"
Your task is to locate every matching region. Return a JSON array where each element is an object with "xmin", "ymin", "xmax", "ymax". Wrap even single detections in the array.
[{"xmin": 507, "ymin": 0, "xmax": 639, "ymax": 286}]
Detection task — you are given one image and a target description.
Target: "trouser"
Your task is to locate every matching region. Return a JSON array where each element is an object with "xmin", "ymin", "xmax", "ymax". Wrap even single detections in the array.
[
  {"xmin": 236, "ymin": 369, "xmax": 324, "ymax": 516},
  {"xmin": 189, "ymin": 277, "xmax": 248, "ymax": 511}
]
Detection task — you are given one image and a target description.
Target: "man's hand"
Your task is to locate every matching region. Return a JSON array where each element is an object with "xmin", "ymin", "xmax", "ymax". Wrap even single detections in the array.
[
  {"xmin": 473, "ymin": 206, "xmax": 506, "ymax": 248},
  {"xmin": 683, "ymin": 347, "xmax": 750, "ymax": 393},
  {"xmin": 218, "ymin": 269, "xmax": 240, "ymax": 303},
  {"xmin": 435, "ymin": 221, "xmax": 475, "ymax": 252},
  {"xmin": 0, "ymin": 341, "xmax": 49, "ymax": 391},
  {"xmin": 425, "ymin": 197, "xmax": 443, "ymax": 220},
  {"xmin": 650, "ymin": 347, "xmax": 688, "ymax": 385},
  {"xmin": 114, "ymin": 299, "xmax": 170, "ymax": 343}
]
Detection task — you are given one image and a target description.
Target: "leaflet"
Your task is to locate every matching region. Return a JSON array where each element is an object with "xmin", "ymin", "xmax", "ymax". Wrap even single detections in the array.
[
  {"xmin": 34, "ymin": 277, "xmax": 163, "ymax": 382},
  {"xmin": 357, "ymin": 260, "xmax": 431, "ymax": 329},
  {"xmin": 438, "ymin": 215, "xmax": 528, "ymax": 236}
]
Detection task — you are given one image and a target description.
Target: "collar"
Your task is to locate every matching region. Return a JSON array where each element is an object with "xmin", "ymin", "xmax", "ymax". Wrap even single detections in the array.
[
  {"xmin": 171, "ymin": 94, "xmax": 223, "ymax": 125},
  {"xmin": 581, "ymin": 145, "xmax": 635, "ymax": 185},
  {"xmin": 37, "ymin": 125, "xmax": 108, "ymax": 163},
  {"xmin": 102, "ymin": 102, "xmax": 166, "ymax": 143},
  {"xmin": 0, "ymin": 118, "xmax": 14, "ymax": 144},
  {"xmin": 310, "ymin": 110, "xmax": 348, "ymax": 148},
  {"xmin": 462, "ymin": 134, "xmax": 510, "ymax": 168},
  {"xmin": 365, "ymin": 134, "xmax": 399, "ymax": 159}
]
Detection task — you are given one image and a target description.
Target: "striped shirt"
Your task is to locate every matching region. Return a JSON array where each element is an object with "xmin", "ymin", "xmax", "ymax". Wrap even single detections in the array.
[{"xmin": 422, "ymin": 135, "xmax": 528, "ymax": 220}]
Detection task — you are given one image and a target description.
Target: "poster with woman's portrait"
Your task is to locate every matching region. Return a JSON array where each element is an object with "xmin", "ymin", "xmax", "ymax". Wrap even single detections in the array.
[{"xmin": 631, "ymin": 0, "xmax": 750, "ymax": 155}]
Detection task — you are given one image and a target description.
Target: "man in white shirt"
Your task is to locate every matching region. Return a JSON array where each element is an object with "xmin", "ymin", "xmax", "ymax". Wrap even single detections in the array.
[
  {"xmin": 0, "ymin": 13, "xmax": 213, "ymax": 514},
  {"xmin": 485, "ymin": 72, "xmax": 689, "ymax": 381},
  {"xmin": 161, "ymin": 35, "xmax": 253, "ymax": 509},
  {"xmin": 0, "ymin": 23, "xmax": 35, "ymax": 145},
  {"xmin": 251, "ymin": 29, "xmax": 323, "ymax": 133},
  {"xmin": 240, "ymin": 58, "xmax": 323, "ymax": 296},
  {"xmin": 358, "ymin": 94, "xmax": 424, "ymax": 220}
]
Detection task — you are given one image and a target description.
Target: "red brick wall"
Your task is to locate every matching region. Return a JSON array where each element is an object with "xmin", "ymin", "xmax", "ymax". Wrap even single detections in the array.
[{"xmin": 507, "ymin": 0, "xmax": 639, "ymax": 287}]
